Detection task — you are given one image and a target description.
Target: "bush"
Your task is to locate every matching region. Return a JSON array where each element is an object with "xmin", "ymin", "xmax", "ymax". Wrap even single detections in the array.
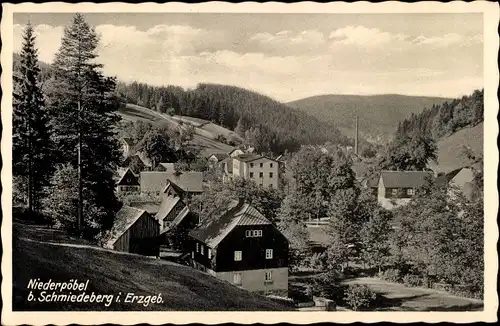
[
  {"xmin": 311, "ymin": 271, "xmax": 346, "ymax": 303},
  {"xmin": 379, "ymin": 268, "xmax": 402, "ymax": 283},
  {"xmin": 343, "ymin": 284, "xmax": 376, "ymax": 311},
  {"xmin": 402, "ymin": 274, "xmax": 424, "ymax": 287}
]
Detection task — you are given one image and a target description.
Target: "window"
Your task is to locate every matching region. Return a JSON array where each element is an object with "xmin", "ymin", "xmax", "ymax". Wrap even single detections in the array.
[
  {"xmin": 259, "ymin": 172, "xmax": 263, "ymax": 178},
  {"xmin": 265, "ymin": 271, "xmax": 273, "ymax": 282},
  {"xmin": 269, "ymin": 172, "xmax": 273, "ymax": 178},
  {"xmin": 270, "ymin": 163, "xmax": 273, "ymax": 168},
  {"xmin": 260, "ymin": 163, "xmax": 263, "ymax": 168},
  {"xmin": 269, "ymin": 184, "xmax": 274, "ymax": 189},
  {"xmin": 196, "ymin": 243, "xmax": 199, "ymax": 252},
  {"xmin": 200, "ymin": 245, "xmax": 204, "ymax": 255},
  {"xmin": 265, "ymin": 249, "xmax": 273, "ymax": 259},
  {"xmin": 391, "ymin": 189, "xmax": 398, "ymax": 197},
  {"xmin": 246, "ymin": 230, "xmax": 262, "ymax": 237},
  {"xmin": 250, "ymin": 172, "xmax": 254, "ymax": 178},
  {"xmin": 234, "ymin": 251, "xmax": 242, "ymax": 261},
  {"xmin": 208, "ymin": 248, "xmax": 212, "ymax": 259},
  {"xmin": 407, "ymin": 188, "xmax": 414, "ymax": 196},
  {"xmin": 250, "ymin": 163, "xmax": 254, "ymax": 168},
  {"xmin": 233, "ymin": 272, "xmax": 242, "ymax": 285}
]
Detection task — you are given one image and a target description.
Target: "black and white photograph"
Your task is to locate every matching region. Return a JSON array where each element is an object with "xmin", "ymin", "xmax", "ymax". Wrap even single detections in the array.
[{"xmin": 1, "ymin": 2, "xmax": 498, "ymax": 324}]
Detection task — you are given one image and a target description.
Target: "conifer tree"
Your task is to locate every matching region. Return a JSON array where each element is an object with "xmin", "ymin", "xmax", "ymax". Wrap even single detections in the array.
[
  {"xmin": 45, "ymin": 14, "xmax": 121, "ymax": 234},
  {"xmin": 13, "ymin": 23, "xmax": 54, "ymax": 213}
]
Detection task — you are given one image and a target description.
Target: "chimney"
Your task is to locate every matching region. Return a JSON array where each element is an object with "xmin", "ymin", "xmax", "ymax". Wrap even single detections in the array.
[{"xmin": 354, "ymin": 116, "xmax": 359, "ymax": 156}]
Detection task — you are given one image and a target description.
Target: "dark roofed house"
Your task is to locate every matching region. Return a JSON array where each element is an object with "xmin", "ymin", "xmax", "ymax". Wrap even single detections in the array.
[
  {"xmin": 115, "ymin": 168, "xmax": 140, "ymax": 193},
  {"xmin": 140, "ymin": 171, "xmax": 203, "ymax": 195},
  {"xmin": 103, "ymin": 205, "xmax": 159, "ymax": 257},
  {"xmin": 189, "ymin": 200, "xmax": 289, "ymax": 296},
  {"xmin": 377, "ymin": 170, "xmax": 433, "ymax": 210}
]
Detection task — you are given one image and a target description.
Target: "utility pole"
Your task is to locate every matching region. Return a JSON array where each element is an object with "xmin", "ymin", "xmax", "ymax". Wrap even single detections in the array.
[{"xmin": 77, "ymin": 100, "xmax": 83, "ymax": 232}]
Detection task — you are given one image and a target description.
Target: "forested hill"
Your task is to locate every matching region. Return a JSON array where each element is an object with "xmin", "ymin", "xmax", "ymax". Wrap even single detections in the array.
[
  {"xmin": 395, "ymin": 89, "xmax": 484, "ymax": 139},
  {"xmin": 287, "ymin": 94, "xmax": 450, "ymax": 143},
  {"xmin": 116, "ymin": 82, "xmax": 349, "ymax": 154}
]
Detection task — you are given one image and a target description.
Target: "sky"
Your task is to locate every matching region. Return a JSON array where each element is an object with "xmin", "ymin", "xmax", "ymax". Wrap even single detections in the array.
[{"xmin": 13, "ymin": 13, "xmax": 483, "ymax": 102}]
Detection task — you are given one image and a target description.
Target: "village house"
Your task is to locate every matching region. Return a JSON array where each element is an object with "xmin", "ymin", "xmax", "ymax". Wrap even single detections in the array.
[
  {"xmin": 225, "ymin": 153, "xmax": 280, "ymax": 189},
  {"xmin": 436, "ymin": 164, "xmax": 481, "ymax": 201},
  {"xmin": 139, "ymin": 171, "xmax": 203, "ymax": 195},
  {"xmin": 189, "ymin": 200, "xmax": 289, "ymax": 296},
  {"xmin": 104, "ymin": 205, "xmax": 160, "ymax": 257},
  {"xmin": 376, "ymin": 170, "xmax": 433, "ymax": 209},
  {"xmin": 115, "ymin": 168, "xmax": 141, "ymax": 193},
  {"xmin": 155, "ymin": 180, "xmax": 200, "ymax": 252}
]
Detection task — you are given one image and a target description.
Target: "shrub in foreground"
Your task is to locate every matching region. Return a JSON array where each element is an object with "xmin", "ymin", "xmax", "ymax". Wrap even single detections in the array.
[{"xmin": 343, "ymin": 284, "xmax": 376, "ymax": 311}]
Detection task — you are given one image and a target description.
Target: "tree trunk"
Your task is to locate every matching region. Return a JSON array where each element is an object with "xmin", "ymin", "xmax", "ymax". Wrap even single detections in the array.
[{"xmin": 77, "ymin": 100, "xmax": 82, "ymax": 232}]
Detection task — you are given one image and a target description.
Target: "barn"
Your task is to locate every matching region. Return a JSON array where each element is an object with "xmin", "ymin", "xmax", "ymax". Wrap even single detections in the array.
[{"xmin": 104, "ymin": 205, "xmax": 160, "ymax": 257}]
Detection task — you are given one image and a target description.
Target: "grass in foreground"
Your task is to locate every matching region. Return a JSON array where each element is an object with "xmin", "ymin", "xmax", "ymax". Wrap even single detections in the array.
[{"xmin": 13, "ymin": 222, "xmax": 292, "ymax": 311}]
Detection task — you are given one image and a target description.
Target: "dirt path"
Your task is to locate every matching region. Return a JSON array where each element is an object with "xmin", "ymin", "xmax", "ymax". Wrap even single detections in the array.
[{"xmin": 342, "ymin": 277, "xmax": 483, "ymax": 311}]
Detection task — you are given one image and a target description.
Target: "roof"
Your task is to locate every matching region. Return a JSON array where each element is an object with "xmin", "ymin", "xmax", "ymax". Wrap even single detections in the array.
[
  {"xmin": 116, "ymin": 168, "xmax": 139, "ymax": 185},
  {"xmin": 136, "ymin": 151, "xmax": 152, "ymax": 167},
  {"xmin": 450, "ymin": 168, "xmax": 475, "ymax": 188},
  {"xmin": 209, "ymin": 153, "xmax": 227, "ymax": 161},
  {"xmin": 159, "ymin": 163, "xmax": 176, "ymax": 171},
  {"xmin": 128, "ymin": 201, "xmax": 160, "ymax": 214},
  {"xmin": 155, "ymin": 195, "xmax": 180, "ymax": 222},
  {"xmin": 380, "ymin": 171, "xmax": 433, "ymax": 188},
  {"xmin": 140, "ymin": 171, "xmax": 203, "ymax": 193},
  {"xmin": 436, "ymin": 168, "xmax": 462, "ymax": 186},
  {"xmin": 160, "ymin": 205, "xmax": 191, "ymax": 235},
  {"xmin": 104, "ymin": 206, "xmax": 147, "ymax": 248},
  {"xmin": 189, "ymin": 200, "xmax": 272, "ymax": 248},
  {"xmin": 234, "ymin": 153, "xmax": 276, "ymax": 163}
]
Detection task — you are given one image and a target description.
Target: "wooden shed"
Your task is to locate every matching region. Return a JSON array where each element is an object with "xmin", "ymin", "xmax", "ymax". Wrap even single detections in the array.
[{"xmin": 104, "ymin": 205, "xmax": 160, "ymax": 257}]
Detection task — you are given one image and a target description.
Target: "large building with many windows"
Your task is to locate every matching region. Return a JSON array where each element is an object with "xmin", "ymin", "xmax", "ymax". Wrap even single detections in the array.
[
  {"xmin": 225, "ymin": 153, "xmax": 280, "ymax": 189},
  {"xmin": 188, "ymin": 200, "xmax": 289, "ymax": 296}
]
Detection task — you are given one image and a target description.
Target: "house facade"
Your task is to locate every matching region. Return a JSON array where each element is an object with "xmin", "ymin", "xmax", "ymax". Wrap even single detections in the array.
[
  {"xmin": 115, "ymin": 168, "xmax": 140, "ymax": 193},
  {"xmin": 189, "ymin": 200, "xmax": 289, "ymax": 296},
  {"xmin": 104, "ymin": 205, "xmax": 160, "ymax": 257},
  {"xmin": 377, "ymin": 171, "xmax": 433, "ymax": 209},
  {"xmin": 227, "ymin": 154, "xmax": 280, "ymax": 189}
]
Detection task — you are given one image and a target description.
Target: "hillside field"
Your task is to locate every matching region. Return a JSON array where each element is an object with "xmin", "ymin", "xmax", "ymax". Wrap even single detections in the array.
[
  {"xmin": 12, "ymin": 222, "xmax": 292, "ymax": 311},
  {"xmin": 287, "ymin": 94, "xmax": 450, "ymax": 142},
  {"xmin": 432, "ymin": 122, "xmax": 483, "ymax": 173},
  {"xmin": 117, "ymin": 103, "xmax": 236, "ymax": 157}
]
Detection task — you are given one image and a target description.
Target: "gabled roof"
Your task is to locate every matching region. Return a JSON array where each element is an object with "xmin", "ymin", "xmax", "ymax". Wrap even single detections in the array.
[
  {"xmin": 116, "ymin": 168, "xmax": 139, "ymax": 186},
  {"xmin": 129, "ymin": 201, "xmax": 160, "ymax": 214},
  {"xmin": 189, "ymin": 200, "xmax": 272, "ymax": 248},
  {"xmin": 155, "ymin": 195, "xmax": 180, "ymax": 222},
  {"xmin": 380, "ymin": 171, "xmax": 433, "ymax": 188},
  {"xmin": 136, "ymin": 151, "xmax": 152, "ymax": 167},
  {"xmin": 160, "ymin": 205, "xmax": 191, "ymax": 235},
  {"xmin": 140, "ymin": 171, "xmax": 203, "ymax": 193},
  {"xmin": 234, "ymin": 153, "xmax": 276, "ymax": 163},
  {"xmin": 104, "ymin": 206, "xmax": 147, "ymax": 248},
  {"xmin": 209, "ymin": 153, "xmax": 227, "ymax": 161}
]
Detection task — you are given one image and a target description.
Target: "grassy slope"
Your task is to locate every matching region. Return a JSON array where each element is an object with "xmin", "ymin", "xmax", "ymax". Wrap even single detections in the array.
[
  {"xmin": 433, "ymin": 122, "xmax": 483, "ymax": 173},
  {"xmin": 13, "ymin": 223, "xmax": 291, "ymax": 311},
  {"xmin": 287, "ymin": 94, "xmax": 450, "ymax": 142},
  {"xmin": 116, "ymin": 103, "xmax": 235, "ymax": 156}
]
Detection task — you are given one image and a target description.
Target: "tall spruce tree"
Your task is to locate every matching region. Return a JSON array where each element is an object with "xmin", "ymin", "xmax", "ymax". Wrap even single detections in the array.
[
  {"xmin": 45, "ymin": 14, "xmax": 121, "ymax": 234},
  {"xmin": 13, "ymin": 23, "xmax": 53, "ymax": 213}
]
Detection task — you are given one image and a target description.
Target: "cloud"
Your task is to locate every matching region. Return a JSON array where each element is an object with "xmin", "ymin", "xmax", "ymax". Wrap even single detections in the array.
[
  {"xmin": 329, "ymin": 25, "xmax": 409, "ymax": 47},
  {"xmin": 250, "ymin": 30, "xmax": 326, "ymax": 54},
  {"xmin": 12, "ymin": 23, "xmax": 482, "ymax": 101},
  {"xmin": 411, "ymin": 33, "xmax": 483, "ymax": 47},
  {"xmin": 13, "ymin": 24, "xmax": 64, "ymax": 63}
]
